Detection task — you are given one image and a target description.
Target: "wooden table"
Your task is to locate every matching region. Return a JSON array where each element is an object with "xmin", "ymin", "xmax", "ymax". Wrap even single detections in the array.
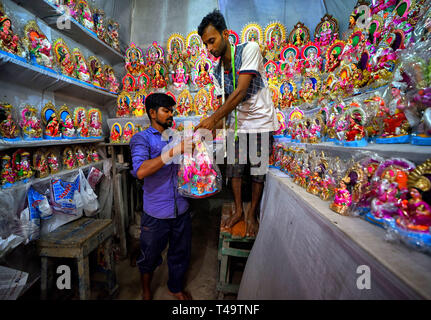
[{"xmin": 38, "ymin": 218, "xmax": 115, "ymax": 300}]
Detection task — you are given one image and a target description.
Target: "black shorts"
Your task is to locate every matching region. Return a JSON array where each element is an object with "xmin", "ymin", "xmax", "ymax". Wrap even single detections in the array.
[{"xmin": 226, "ymin": 131, "xmax": 274, "ymax": 183}]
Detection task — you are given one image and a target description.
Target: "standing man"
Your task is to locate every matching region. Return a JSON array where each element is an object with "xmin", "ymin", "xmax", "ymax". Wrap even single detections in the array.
[
  {"xmin": 130, "ymin": 93, "xmax": 192, "ymax": 300},
  {"xmin": 196, "ymin": 10, "xmax": 278, "ymax": 237}
]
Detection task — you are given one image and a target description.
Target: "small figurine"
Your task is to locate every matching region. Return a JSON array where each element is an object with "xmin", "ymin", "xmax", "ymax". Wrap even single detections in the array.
[
  {"xmin": 172, "ymin": 60, "xmax": 190, "ymax": 90},
  {"xmin": 88, "ymin": 108, "xmax": 102, "ymax": 137},
  {"xmin": 53, "ymin": 38, "xmax": 76, "ymax": 78},
  {"xmin": 176, "ymin": 89, "xmax": 193, "ymax": 117},
  {"xmin": 23, "ymin": 20, "xmax": 53, "ymax": 68},
  {"xmin": 193, "ymin": 55, "xmax": 213, "ymax": 88},
  {"xmin": 151, "ymin": 63, "xmax": 168, "ymax": 89},
  {"xmin": 110, "ymin": 123, "xmax": 122, "ymax": 143},
  {"xmin": 117, "ymin": 92, "xmax": 131, "ymax": 117},
  {"xmin": 19, "ymin": 105, "xmax": 43, "ymax": 140},
  {"xmin": 75, "ymin": 0, "xmax": 95, "ymax": 31},
  {"xmin": 0, "ymin": 14, "xmax": 23, "ymax": 56},
  {"xmin": 167, "ymin": 33, "xmax": 186, "ymax": 69},
  {"xmin": 132, "ymin": 90, "xmax": 146, "ymax": 117},
  {"xmin": 103, "ymin": 65, "xmax": 119, "ymax": 92},
  {"xmin": 125, "ymin": 43, "xmax": 146, "ymax": 77},
  {"xmin": 1, "ymin": 154, "xmax": 16, "ymax": 188},
  {"xmin": 42, "ymin": 102, "xmax": 61, "ymax": 140},
  {"xmin": 105, "ymin": 20, "xmax": 120, "ymax": 51},
  {"xmin": 33, "ymin": 150, "xmax": 49, "ymax": 178},
  {"xmin": 12, "ymin": 149, "xmax": 33, "ymax": 182},
  {"xmin": 194, "ymin": 88, "xmax": 211, "ymax": 116},
  {"xmin": 0, "ymin": 102, "xmax": 20, "ymax": 141},
  {"xmin": 343, "ymin": 104, "xmax": 368, "ymax": 147},
  {"xmin": 274, "ymin": 109, "xmax": 286, "ymax": 137},
  {"xmin": 73, "ymin": 48, "xmax": 91, "ymax": 83},
  {"xmin": 122, "ymin": 122, "xmax": 134, "ymax": 143},
  {"xmin": 59, "ymin": 105, "xmax": 76, "ymax": 139},
  {"xmin": 74, "ymin": 145, "xmax": 87, "ymax": 167},
  {"xmin": 88, "ymin": 56, "xmax": 105, "ymax": 88},
  {"xmin": 63, "ymin": 147, "xmax": 76, "ymax": 169},
  {"xmin": 300, "ymin": 43, "xmax": 322, "ymax": 75},
  {"xmin": 90, "ymin": 146, "xmax": 100, "ymax": 162},
  {"xmin": 93, "ymin": 8, "xmax": 105, "ymax": 39},
  {"xmin": 73, "ymin": 107, "xmax": 89, "ymax": 138},
  {"xmin": 46, "ymin": 149, "xmax": 60, "ymax": 174},
  {"xmin": 330, "ymin": 180, "xmax": 352, "ymax": 216}
]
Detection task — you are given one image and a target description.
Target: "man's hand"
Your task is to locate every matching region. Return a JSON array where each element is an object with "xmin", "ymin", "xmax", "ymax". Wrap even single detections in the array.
[
  {"xmin": 195, "ymin": 115, "xmax": 217, "ymax": 132},
  {"xmin": 171, "ymin": 136, "xmax": 194, "ymax": 157}
]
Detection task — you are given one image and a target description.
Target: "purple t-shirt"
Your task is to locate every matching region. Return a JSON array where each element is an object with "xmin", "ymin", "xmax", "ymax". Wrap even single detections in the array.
[{"xmin": 129, "ymin": 126, "xmax": 189, "ymax": 219}]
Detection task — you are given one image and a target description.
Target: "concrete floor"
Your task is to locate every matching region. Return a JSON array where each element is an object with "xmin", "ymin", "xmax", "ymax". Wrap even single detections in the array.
[{"xmin": 114, "ymin": 189, "xmax": 238, "ymax": 300}]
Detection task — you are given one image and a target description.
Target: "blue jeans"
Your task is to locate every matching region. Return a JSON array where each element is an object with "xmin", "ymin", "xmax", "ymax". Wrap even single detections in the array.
[{"xmin": 137, "ymin": 210, "xmax": 192, "ymax": 293}]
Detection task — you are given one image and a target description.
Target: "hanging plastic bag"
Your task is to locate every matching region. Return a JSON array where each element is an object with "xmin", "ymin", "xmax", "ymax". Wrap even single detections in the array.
[
  {"xmin": 87, "ymin": 166, "xmax": 104, "ymax": 190},
  {"xmin": 50, "ymin": 173, "xmax": 81, "ymax": 215},
  {"xmin": 177, "ymin": 134, "xmax": 222, "ymax": 199},
  {"xmin": 79, "ymin": 169, "xmax": 99, "ymax": 216}
]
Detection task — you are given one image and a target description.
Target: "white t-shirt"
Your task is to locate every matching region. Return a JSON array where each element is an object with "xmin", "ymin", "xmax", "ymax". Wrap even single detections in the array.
[{"xmin": 212, "ymin": 41, "xmax": 279, "ymax": 133}]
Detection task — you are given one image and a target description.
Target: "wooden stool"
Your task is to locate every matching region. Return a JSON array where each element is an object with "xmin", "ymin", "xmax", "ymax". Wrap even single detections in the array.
[
  {"xmin": 38, "ymin": 217, "xmax": 116, "ymax": 300},
  {"xmin": 217, "ymin": 203, "xmax": 256, "ymax": 296}
]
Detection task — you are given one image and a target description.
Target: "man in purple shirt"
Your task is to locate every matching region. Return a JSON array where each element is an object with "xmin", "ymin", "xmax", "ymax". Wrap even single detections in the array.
[{"xmin": 130, "ymin": 93, "xmax": 192, "ymax": 300}]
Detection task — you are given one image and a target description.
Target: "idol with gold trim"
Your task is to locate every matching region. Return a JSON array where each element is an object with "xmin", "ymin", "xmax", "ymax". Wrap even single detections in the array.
[
  {"xmin": 264, "ymin": 60, "xmax": 280, "ymax": 87},
  {"xmin": 74, "ymin": 145, "xmax": 87, "ymax": 167},
  {"xmin": 264, "ymin": 22, "xmax": 286, "ymax": 62},
  {"xmin": 88, "ymin": 56, "xmax": 105, "ymax": 88},
  {"xmin": 63, "ymin": 147, "xmax": 76, "ymax": 170},
  {"xmin": 58, "ymin": 105, "xmax": 76, "ymax": 139},
  {"xmin": 125, "ymin": 43, "xmax": 145, "ymax": 77},
  {"xmin": 176, "ymin": 89, "xmax": 193, "ymax": 117},
  {"xmin": 117, "ymin": 91, "xmax": 132, "ymax": 118},
  {"xmin": 151, "ymin": 62, "xmax": 169, "ymax": 89},
  {"xmin": 288, "ymin": 21, "xmax": 310, "ymax": 48},
  {"xmin": 12, "ymin": 149, "xmax": 33, "ymax": 182},
  {"xmin": 92, "ymin": 7, "xmax": 105, "ymax": 40},
  {"xmin": 88, "ymin": 108, "xmax": 102, "ymax": 138},
  {"xmin": 0, "ymin": 9, "xmax": 24, "ymax": 57},
  {"xmin": 300, "ymin": 42, "xmax": 322, "ymax": 75},
  {"xmin": 74, "ymin": 106, "xmax": 89, "ymax": 138},
  {"xmin": 167, "ymin": 33, "xmax": 186, "ymax": 70},
  {"xmin": 325, "ymin": 40, "xmax": 345, "ymax": 73},
  {"xmin": 75, "ymin": 0, "xmax": 95, "ymax": 31},
  {"xmin": 0, "ymin": 102, "xmax": 20, "ymax": 141},
  {"xmin": 19, "ymin": 105, "xmax": 42, "ymax": 141},
  {"xmin": 279, "ymin": 44, "xmax": 301, "ymax": 80},
  {"xmin": 41, "ymin": 102, "xmax": 61, "ymax": 140},
  {"xmin": 194, "ymin": 88, "xmax": 211, "ymax": 116},
  {"xmin": 279, "ymin": 81, "xmax": 296, "ymax": 109},
  {"xmin": 72, "ymin": 48, "xmax": 91, "ymax": 83},
  {"xmin": 314, "ymin": 14, "xmax": 339, "ymax": 50},
  {"xmin": 53, "ymin": 38, "xmax": 76, "ymax": 78},
  {"xmin": 32, "ymin": 150, "xmax": 48, "ymax": 179},
  {"xmin": 343, "ymin": 101, "xmax": 368, "ymax": 147},
  {"xmin": 122, "ymin": 122, "xmax": 134, "ymax": 144},
  {"xmin": 110, "ymin": 122, "xmax": 121, "ymax": 144},
  {"xmin": 23, "ymin": 20, "xmax": 53, "ymax": 68},
  {"xmin": 1, "ymin": 154, "xmax": 15, "ymax": 188},
  {"xmin": 146, "ymin": 41, "xmax": 165, "ymax": 69},
  {"xmin": 105, "ymin": 19, "xmax": 120, "ymax": 51},
  {"xmin": 299, "ymin": 72, "xmax": 320, "ymax": 104},
  {"xmin": 186, "ymin": 31, "xmax": 204, "ymax": 68},
  {"xmin": 172, "ymin": 60, "xmax": 190, "ymax": 90},
  {"xmin": 132, "ymin": 89, "xmax": 146, "ymax": 117},
  {"xmin": 192, "ymin": 54, "xmax": 213, "ymax": 88},
  {"xmin": 103, "ymin": 65, "xmax": 119, "ymax": 92},
  {"xmin": 241, "ymin": 22, "xmax": 264, "ymax": 52}
]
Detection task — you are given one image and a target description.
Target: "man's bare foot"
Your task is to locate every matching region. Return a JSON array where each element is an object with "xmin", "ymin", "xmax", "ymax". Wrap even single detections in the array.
[
  {"xmin": 168, "ymin": 290, "xmax": 192, "ymax": 300},
  {"xmin": 245, "ymin": 216, "xmax": 259, "ymax": 238},
  {"xmin": 223, "ymin": 207, "xmax": 243, "ymax": 229}
]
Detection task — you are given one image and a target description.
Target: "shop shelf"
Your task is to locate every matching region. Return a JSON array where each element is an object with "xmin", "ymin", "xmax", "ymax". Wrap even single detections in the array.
[
  {"xmin": 11, "ymin": 0, "xmax": 124, "ymax": 65},
  {"xmin": 0, "ymin": 137, "xmax": 105, "ymax": 151}
]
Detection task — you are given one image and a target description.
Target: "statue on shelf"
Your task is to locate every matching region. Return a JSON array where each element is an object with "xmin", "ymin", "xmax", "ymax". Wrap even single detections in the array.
[
  {"xmin": 279, "ymin": 45, "xmax": 301, "ymax": 81},
  {"xmin": 264, "ymin": 60, "xmax": 280, "ymax": 87},
  {"xmin": 33, "ymin": 151, "xmax": 49, "ymax": 179},
  {"xmin": 186, "ymin": 31, "xmax": 204, "ymax": 68},
  {"xmin": 330, "ymin": 180, "xmax": 352, "ymax": 216},
  {"xmin": 299, "ymin": 75, "xmax": 320, "ymax": 104},
  {"xmin": 264, "ymin": 22, "xmax": 286, "ymax": 61},
  {"xmin": 288, "ymin": 22, "xmax": 310, "ymax": 48},
  {"xmin": 172, "ymin": 60, "xmax": 189, "ymax": 90},
  {"xmin": 73, "ymin": 48, "xmax": 91, "ymax": 83},
  {"xmin": 0, "ymin": 15, "xmax": 23, "ymax": 56},
  {"xmin": 23, "ymin": 20, "xmax": 53, "ymax": 68},
  {"xmin": 105, "ymin": 20, "xmax": 120, "ymax": 51},
  {"xmin": 103, "ymin": 65, "xmax": 119, "ymax": 92},
  {"xmin": 63, "ymin": 147, "xmax": 76, "ymax": 170},
  {"xmin": 117, "ymin": 92, "xmax": 132, "ymax": 118},
  {"xmin": 132, "ymin": 90, "xmax": 146, "ymax": 117},
  {"xmin": 325, "ymin": 40, "xmax": 345, "ymax": 73},
  {"xmin": 93, "ymin": 8, "xmax": 105, "ymax": 40},
  {"xmin": 74, "ymin": 146, "xmax": 87, "ymax": 167},
  {"xmin": 167, "ymin": 33, "xmax": 186, "ymax": 70},
  {"xmin": 74, "ymin": 107, "xmax": 89, "ymax": 138},
  {"xmin": 90, "ymin": 146, "xmax": 100, "ymax": 162},
  {"xmin": 46, "ymin": 149, "xmax": 60, "ymax": 174},
  {"xmin": 146, "ymin": 41, "xmax": 165, "ymax": 68},
  {"xmin": 151, "ymin": 63, "xmax": 168, "ymax": 89},
  {"xmin": 314, "ymin": 14, "xmax": 339, "ymax": 49},
  {"xmin": 125, "ymin": 43, "xmax": 145, "ymax": 77},
  {"xmin": 1, "ymin": 154, "xmax": 16, "ymax": 188},
  {"xmin": 53, "ymin": 38, "xmax": 76, "ymax": 78},
  {"xmin": 59, "ymin": 105, "xmax": 76, "ymax": 139},
  {"xmin": 19, "ymin": 105, "xmax": 42, "ymax": 140},
  {"xmin": 76, "ymin": 0, "xmax": 95, "ymax": 31},
  {"xmin": 300, "ymin": 43, "xmax": 322, "ymax": 75},
  {"xmin": 0, "ymin": 102, "xmax": 20, "ymax": 141},
  {"xmin": 279, "ymin": 81, "xmax": 296, "ymax": 109},
  {"xmin": 176, "ymin": 89, "xmax": 193, "ymax": 117},
  {"xmin": 42, "ymin": 102, "xmax": 61, "ymax": 140},
  {"xmin": 12, "ymin": 149, "xmax": 33, "ymax": 182},
  {"xmin": 122, "ymin": 122, "xmax": 134, "ymax": 144},
  {"xmin": 194, "ymin": 88, "xmax": 211, "ymax": 116},
  {"xmin": 343, "ymin": 103, "xmax": 368, "ymax": 147},
  {"xmin": 88, "ymin": 108, "xmax": 102, "ymax": 137},
  {"xmin": 88, "ymin": 56, "xmax": 105, "ymax": 88}
]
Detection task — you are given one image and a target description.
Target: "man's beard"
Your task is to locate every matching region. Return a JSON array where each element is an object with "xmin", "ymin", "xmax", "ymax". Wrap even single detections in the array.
[
  {"xmin": 156, "ymin": 117, "xmax": 173, "ymax": 129},
  {"xmin": 213, "ymin": 39, "xmax": 228, "ymax": 58}
]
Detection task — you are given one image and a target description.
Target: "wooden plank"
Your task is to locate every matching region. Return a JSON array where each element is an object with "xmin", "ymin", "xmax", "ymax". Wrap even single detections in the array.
[
  {"xmin": 216, "ymin": 283, "xmax": 239, "ymax": 294},
  {"xmin": 221, "ymin": 247, "xmax": 251, "ymax": 258},
  {"xmin": 40, "ymin": 257, "xmax": 48, "ymax": 300},
  {"xmin": 38, "ymin": 218, "xmax": 112, "ymax": 248},
  {"xmin": 115, "ymin": 173, "xmax": 127, "ymax": 257},
  {"xmin": 77, "ymin": 255, "xmax": 90, "ymax": 300}
]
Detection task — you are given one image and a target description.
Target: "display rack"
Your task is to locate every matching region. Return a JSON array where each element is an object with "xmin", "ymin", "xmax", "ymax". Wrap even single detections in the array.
[
  {"xmin": 0, "ymin": 51, "xmax": 117, "ymax": 105},
  {"xmin": 10, "ymin": 0, "xmax": 124, "ymax": 65},
  {"xmin": 0, "ymin": 137, "xmax": 105, "ymax": 151},
  {"xmin": 280, "ymin": 140, "xmax": 431, "ymax": 164}
]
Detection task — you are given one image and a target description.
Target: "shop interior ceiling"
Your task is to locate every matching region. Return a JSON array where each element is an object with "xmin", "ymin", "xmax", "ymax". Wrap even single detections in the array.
[{"xmin": 131, "ymin": 0, "xmax": 358, "ymax": 50}]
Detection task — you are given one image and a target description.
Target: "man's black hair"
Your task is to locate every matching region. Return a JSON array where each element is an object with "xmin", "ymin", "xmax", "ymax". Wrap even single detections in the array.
[
  {"xmin": 198, "ymin": 9, "xmax": 227, "ymax": 37},
  {"xmin": 145, "ymin": 93, "xmax": 176, "ymax": 121}
]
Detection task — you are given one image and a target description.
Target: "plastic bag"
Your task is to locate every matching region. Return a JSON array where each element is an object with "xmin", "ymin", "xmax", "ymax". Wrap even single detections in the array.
[
  {"xmin": 177, "ymin": 135, "xmax": 222, "ymax": 199},
  {"xmin": 87, "ymin": 166, "xmax": 104, "ymax": 189},
  {"xmin": 50, "ymin": 173, "xmax": 81, "ymax": 215},
  {"xmin": 79, "ymin": 169, "xmax": 99, "ymax": 216}
]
